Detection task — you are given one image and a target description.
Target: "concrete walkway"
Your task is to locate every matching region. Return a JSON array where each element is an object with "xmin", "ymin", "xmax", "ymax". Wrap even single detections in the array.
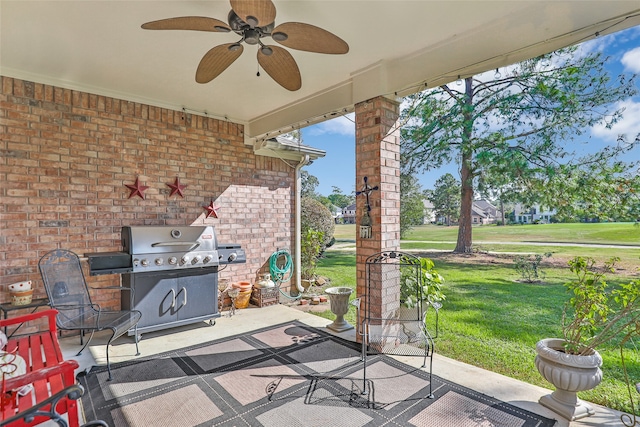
[{"xmin": 61, "ymin": 304, "xmax": 630, "ymax": 427}]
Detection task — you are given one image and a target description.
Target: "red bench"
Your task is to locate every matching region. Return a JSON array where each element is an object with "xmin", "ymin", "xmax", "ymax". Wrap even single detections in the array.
[{"xmin": 0, "ymin": 309, "xmax": 79, "ymax": 427}]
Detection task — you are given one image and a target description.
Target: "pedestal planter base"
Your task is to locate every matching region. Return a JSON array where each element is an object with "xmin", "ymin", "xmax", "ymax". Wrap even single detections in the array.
[
  {"xmin": 539, "ymin": 390, "xmax": 595, "ymax": 421},
  {"xmin": 325, "ymin": 287, "xmax": 354, "ymax": 332},
  {"xmin": 326, "ymin": 319, "xmax": 354, "ymax": 332}
]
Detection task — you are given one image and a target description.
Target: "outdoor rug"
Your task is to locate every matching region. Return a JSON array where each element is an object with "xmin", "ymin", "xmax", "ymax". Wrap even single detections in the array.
[{"xmin": 78, "ymin": 322, "xmax": 557, "ymax": 427}]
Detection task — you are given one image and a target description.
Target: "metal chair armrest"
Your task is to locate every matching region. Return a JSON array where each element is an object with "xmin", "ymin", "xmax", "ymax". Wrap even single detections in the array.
[
  {"xmin": 0, "ymin": 384, "xmax": 109, "ymax": 427},
  {"xmin": 422, "ymin": 301, "xmax": 441, "ymax": 339},
  {"xmin": 55, "ymin": 303, "xmax": 101, "ymax": 312}
]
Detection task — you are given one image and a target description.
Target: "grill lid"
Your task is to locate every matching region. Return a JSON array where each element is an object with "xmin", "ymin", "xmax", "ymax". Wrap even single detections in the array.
[
  {"xmin": 87, "ymin": 226, "xmax": 244, "ymax": 275},
  {"xmin": 122, "ymin": 226, "xmax": 217, "ymax": 255}
]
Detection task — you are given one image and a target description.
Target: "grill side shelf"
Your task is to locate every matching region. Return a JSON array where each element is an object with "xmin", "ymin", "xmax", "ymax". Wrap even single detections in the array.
[{"xmin": 86, "ymin": 252, "xmax": 133, "ymax": 276}]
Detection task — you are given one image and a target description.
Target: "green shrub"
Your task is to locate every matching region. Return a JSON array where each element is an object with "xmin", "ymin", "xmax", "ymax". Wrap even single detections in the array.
[
  {"xmin": 301, "ymin": 229, "xmax": 323, "ymax": 280},
  {"xmin": 301, "ymin": 197, "xmax": 335, "ymax": 251},
  {"xmin": 514, "ymin": 252, "xmax": 552, "ymax": 282}
]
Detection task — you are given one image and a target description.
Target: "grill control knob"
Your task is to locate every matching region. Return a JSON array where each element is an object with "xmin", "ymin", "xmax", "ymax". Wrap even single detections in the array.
[
  {"xmin": 180, "ymin": 256, "xmax": 189, "ymax": 266},
  {"xmin": 140, "ymin": 259, "xmax": 149, "ymax": 267},
  {"xmin": 168, "ymin": 257, "xmax": 177, "ymax": 265},
  {"xmin": 155, "ymin": 258, "xmax": 164, "ymax": 266},
  {"xmin": 191, "ymin": 256, "xmax": 201, "ymax": 265},
  {"xmin": 133, "ymin": 258, "xmax": 140, "ymax": 267},
  {"xmin": 202, "ymin": 255, "xmax": 212, "ymax": 264}
]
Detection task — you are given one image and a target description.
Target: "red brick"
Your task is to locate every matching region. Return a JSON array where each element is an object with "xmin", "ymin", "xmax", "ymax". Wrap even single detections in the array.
[{"xmin": 0, "ymin": 77, "xmax": 295, "ymax": 315}]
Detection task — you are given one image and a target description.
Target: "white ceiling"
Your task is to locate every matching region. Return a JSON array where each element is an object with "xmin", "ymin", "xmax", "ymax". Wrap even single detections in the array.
[{"xmin": 2, "ymin": 1, "xmax": 640, "ymax": 144}]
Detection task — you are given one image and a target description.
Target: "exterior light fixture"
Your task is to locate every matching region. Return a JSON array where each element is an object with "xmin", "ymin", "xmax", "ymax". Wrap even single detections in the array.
[{"xmin": 272, "ymin": 32, "xmax": 288, "ymax": 42}]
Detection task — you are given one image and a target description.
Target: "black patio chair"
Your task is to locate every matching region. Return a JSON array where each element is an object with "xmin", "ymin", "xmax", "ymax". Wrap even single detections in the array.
[
  {"xmin": 352, "ymin": 250, "xmax": 440, "ymax": 398},
  {"xmin": 38, "ymin": 249, "xmax": 141, "ymax": 380}
]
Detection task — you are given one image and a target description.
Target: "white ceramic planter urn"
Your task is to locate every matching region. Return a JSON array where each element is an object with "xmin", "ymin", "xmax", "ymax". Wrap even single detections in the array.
[
  {"xmin": 325, "ymin": 287, "xmax": 354, "ymax": 332},
  {"xmin": 534, "ymin": 338, "xmax": 603, "ymax": 421}
]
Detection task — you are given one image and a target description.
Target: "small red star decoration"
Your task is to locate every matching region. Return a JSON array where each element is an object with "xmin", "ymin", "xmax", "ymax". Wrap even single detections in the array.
[
  {"xmin": 126, "ymin": 177, "xmax": 149, "ymax": 199},
  {"xmin": 203, "ymin": 200, "xmax": 220, "ymax": 219},
  {"xmin": 167, "ymin": 176, "xmax": 187, "ymax": 198}
]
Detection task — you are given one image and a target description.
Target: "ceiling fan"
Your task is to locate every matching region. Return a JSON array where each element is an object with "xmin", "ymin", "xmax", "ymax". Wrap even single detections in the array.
[{"xmin": 141, "ymin": 0, "xmax": 349, "ymax": 91}]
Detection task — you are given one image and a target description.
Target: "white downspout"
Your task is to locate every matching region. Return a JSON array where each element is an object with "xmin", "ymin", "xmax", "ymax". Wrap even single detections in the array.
[{"xmin": 294, "ymin": 154, "xmax": 309, "ymax": 293}]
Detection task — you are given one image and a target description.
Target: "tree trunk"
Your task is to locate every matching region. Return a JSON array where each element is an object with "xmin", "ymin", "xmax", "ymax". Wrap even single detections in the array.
[
  {"xmin": 454, "ymin": 77, "xmax": 474, "ymax": 253},
  {"xmin": 455, "ymin": 156, "xmax": 474, "ymax": 252}
]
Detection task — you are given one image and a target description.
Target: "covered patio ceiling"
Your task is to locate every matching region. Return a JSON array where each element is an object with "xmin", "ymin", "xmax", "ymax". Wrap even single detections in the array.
[{"xmin": 2, "ymin": 1, "xmax": 640, "ymax": 145}]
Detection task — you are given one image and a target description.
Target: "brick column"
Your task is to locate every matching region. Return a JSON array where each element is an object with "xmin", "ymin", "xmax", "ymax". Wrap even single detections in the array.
[{"xmin": 355, "ymin": 96, "xmax": 401, "ymax": 323}]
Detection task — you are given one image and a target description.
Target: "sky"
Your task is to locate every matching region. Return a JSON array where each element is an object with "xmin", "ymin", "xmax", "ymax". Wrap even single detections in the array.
[{"xmin": 303, "ymin": 26, "xmax": 640, "ymax": 197}]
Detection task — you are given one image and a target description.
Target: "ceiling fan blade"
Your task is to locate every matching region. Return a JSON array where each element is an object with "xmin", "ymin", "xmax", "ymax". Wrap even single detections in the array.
[
  {"xmin": 257, "ymin": 45, "xmax": 301, "ymax": 91},
  {"xmin": 230, "ymin": 0, "xmax": 276, "ymax": 27},
  {"xmin": 272, "ymin": 22, "xmax": 349, "ymax": 54},
  {"xmin": 196, "ymin": 43, "xmax": 244, "ymax": 84},
  {"xmin": 142, "ymin": 16, "xmax": 230, "ymax": 32}
]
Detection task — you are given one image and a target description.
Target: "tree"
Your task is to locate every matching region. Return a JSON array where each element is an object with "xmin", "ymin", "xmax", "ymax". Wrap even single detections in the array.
[
  {"xmin": 400, "ymin": 173, "xmax": 425, "ymax": 237},
  {"xmin": 402, "ymin": 46, "xmax": 638, "ymax": 252},
  {"xmin": 535, "ymin": 160, "xmax": 640, "ymax": 222},
  {"xmin": 300, "ymin": 170, "xmax": 319, "ymax": 199},
  {"xmin": 430, "ymin": 173, "xmax": 460, "ymax": 226},
  {"xmin": 327, "ymin": 186, "xmax": 354, "ymax": 208}
]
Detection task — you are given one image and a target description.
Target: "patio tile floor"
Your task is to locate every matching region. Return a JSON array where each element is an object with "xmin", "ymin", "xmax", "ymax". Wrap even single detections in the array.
[{"xmin": 60, "ymin": 304, "xmax": 627, "ymax": 427}]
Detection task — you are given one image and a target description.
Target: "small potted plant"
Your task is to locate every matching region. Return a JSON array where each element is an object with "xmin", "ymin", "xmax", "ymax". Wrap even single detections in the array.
[
  {"xmin": 400, "ymin": 257, "xmax": 445, "ymax": 309},
  {"xmin": 535, "ymin": 256, "xmax": 640, "ymax": 421},
  {"xmin": 396, "ymin": 256, "xmax": 445, "ymax": 338}
]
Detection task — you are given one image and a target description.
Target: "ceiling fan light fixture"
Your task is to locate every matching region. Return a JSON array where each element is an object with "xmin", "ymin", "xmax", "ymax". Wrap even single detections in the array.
[
  {"xmin": 246, "ymin": 16, "xmax": 259, "ymax": 27},
  {"xmin": 244, "ymin": 28, "xmax": 260, "ymax": 45},
  {"xmin": 272, "ymin": 31, "xmax": 288, "ymax": 42}
]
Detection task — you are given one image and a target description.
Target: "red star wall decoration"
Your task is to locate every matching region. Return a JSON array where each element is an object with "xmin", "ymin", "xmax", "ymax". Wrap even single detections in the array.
[
  {"xmin": 203, "ymin": 200, "xmax": 220, "ymax": 219},
  {"xmin": 126, "ymin": 177, "xmax": 149, "ymax": 199},
  {"xmin": 167, "ymin": 176, "xmax": 187, "ymax": 198}
]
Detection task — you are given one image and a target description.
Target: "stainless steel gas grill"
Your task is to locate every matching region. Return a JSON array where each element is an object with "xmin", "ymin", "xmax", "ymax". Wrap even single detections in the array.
[
  {"xmin": 122, "ymin": 225, "xmax": 223, "ymax": 272},
  {"xmin": 88, "ymin": 225, "xmax": 245, "ymax": 336}
]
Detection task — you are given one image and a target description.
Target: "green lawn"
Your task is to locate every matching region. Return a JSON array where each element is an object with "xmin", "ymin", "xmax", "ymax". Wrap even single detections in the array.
[
  {"xmin": 403, "ymin": 222, "xmax": 640, "ymax": 245},
  {"xmin": 335, "ymin": 222, "xmax": 640, "ymax": 245},
  {"xmin": 333, "ymin": 224, "xmax": 357, "ymax": 240},
  {"xmin": 316, "ymin": 223, "xmax": 640, "ymax": 414}
]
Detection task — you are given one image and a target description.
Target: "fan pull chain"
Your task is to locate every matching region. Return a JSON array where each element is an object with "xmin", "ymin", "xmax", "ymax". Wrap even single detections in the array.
[{"xmin": 257, "ymin": 62, "xmax": 261, "ymax": 77}]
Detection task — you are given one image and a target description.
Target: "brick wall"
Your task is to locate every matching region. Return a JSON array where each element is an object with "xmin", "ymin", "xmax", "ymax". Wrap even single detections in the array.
[
  {"xmin": 0, "ymin": 76, "xmax": 296, "ymax": 310},
  {"xmin": 355, "ymin": 96, "xmax": 401, "ymax": 320}
]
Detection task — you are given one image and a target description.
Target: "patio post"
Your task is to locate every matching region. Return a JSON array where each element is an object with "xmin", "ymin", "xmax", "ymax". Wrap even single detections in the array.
[{"xmin": 354, "ymin": 96, "xmax": 401, "ymax": 337}]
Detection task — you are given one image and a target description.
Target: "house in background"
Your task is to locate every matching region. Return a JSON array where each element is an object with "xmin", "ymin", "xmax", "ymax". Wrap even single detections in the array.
[
  {"xmin": 331, "ymin": 206, "xmax": 344, "ymax": 223},
  {"xmin": 472, "ymin": 200, "xmax": 503, "ymax": 225},
  {"xmin": 514, "ymin": 204, "xmax": 557, "ymax": 223},
  {"xmin": 471, "ymin": 204, "xmax": 490, "ymax": 225},
  {"xmin": 342, "ymin": 204, "xmax": 357, "ymax": 224},
  {"xmin": 431, "ymin": 199, "xmax": 502, "ymax": 226},
  {"xmin": 423, "ymin": 200, "xmax": 436, "ymax": 224}
]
